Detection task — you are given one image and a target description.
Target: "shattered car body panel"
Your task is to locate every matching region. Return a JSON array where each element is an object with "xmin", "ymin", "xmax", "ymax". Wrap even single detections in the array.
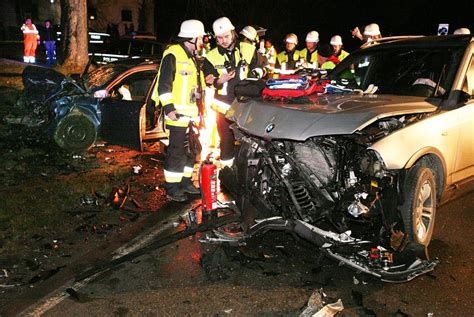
[
  {"xmin": 218, "ymin": 35, "xmax": 474, "ymax": 281},
  {"xmin": 14, "ymin": 58, "xmax": 165, "ymax": 152}
]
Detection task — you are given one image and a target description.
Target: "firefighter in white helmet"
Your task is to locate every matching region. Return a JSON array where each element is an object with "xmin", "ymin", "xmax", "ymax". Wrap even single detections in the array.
[
  {"xmin": 151, "ymin": 19, "xmax": 207, "ymax": 202},
  {"xmin": 351, "ymin": 23, "xmax": 382, "ymax": 44},
  {"xmin": 299, "ymin": 31, "xmax": 319, "ymax": 65},
  {"xmin": 453, "ymin": 28, "xmax": 471, "ymax": 35},
  {"xmin": 240, "ymin": 25, "xmax": 258, "ymax": 45},
  {"xmin": 203, "ymin": 17, "xmax": 264, "ymax": 170},
  {"xmin": 330, "ymin": 35, "xmax": 349, "ymax": 61},
  {"xmin": 276, "ymin": 33, "xmax": 300, "ymax": 70}
]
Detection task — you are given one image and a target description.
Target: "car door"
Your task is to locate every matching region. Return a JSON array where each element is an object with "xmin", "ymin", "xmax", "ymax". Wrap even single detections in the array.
[
  {"xmin": 100, "ymin": 68, "xmax": 157, "ymax": 151},
  {"xmin": 452, "ymin": 53, "xmax": 474, "ymax": 183}
]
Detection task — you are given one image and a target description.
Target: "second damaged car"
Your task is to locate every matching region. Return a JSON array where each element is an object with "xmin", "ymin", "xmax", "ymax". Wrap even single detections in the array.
[
  {"xmin": 217, "ymin": 35, "xmax": 474, "ymax": 282},
  {"xmin": 11, "ymin": 58, "xmax": 165, "ymax": 152}
]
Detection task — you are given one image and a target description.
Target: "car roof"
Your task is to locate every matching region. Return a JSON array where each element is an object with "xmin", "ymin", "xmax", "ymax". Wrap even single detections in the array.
[
  {"xmin": 361, "ymin": 34, "xmax": 473, "ymax": 51},
  {"xmin": 107, "ymin": 57, "xmax": 160, "ymax": 68}
]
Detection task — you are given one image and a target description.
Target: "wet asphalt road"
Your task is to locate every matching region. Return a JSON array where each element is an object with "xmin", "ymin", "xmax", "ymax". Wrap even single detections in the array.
[{"xmin": 21, "ymin": 192, "xmax": 474, "ymax": 316}]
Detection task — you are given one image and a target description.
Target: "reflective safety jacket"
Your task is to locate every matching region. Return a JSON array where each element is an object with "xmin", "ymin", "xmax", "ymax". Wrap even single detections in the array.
[
  {"xmin": 153, "ymin": 44, "xmax": 202, "ymax": 127},
  {"xmin": 298, "ymin": 48, "xmax": 318, "ymax": 63},
  {"xmin": 335, "ymin": 49, "xmax": 349, "ymax": 62},
  {"xmin": 205, "ymin": 41, "xmax": 257, "ymax": 113},
  {"xmin": 276, "ymin": 50, "xmax": 300, "ymax": 70}
]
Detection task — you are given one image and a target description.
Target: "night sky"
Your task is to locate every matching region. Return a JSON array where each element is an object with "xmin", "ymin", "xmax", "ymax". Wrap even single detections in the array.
[{"xmin": 155, "ymin": 0, "xmax": 473, "ymax": 51}]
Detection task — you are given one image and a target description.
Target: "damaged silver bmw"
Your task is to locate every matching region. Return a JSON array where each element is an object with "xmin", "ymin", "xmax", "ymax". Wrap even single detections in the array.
[{"xmin": 218, "ymin": 35, "xmax": 474, "ymax": 282}]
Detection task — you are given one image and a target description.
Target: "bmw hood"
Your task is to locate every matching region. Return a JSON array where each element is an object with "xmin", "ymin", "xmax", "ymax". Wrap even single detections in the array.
[{"xmin": 227, "ymin": 94, "xmax": 439, "ymax": 141}]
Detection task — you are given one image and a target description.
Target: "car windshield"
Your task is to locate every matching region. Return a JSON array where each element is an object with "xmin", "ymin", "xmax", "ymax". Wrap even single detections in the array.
[
  {"xmin": 83, "ymin": 63, "xmax": 128, "ymax": 91},
  {"xmin": 329, "ymin": 45, "xmax": 465, "ymax": 97}
]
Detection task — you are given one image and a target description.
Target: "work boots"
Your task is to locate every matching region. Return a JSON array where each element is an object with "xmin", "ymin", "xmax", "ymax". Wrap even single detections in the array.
[
  {"xmin": 164, "ymin": 182, "xmax": 188, "ymax": 202},
  {"xmin": 181, "ymin": 177, "xmax": 200, "ymax": 195}
]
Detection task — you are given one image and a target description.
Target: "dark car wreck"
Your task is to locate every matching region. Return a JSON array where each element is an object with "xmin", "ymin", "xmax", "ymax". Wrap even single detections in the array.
[
  {"xmin": 216, "ymin": 35, "xmax": 474, "ymax": 282},
  {"xmin": 11, "ymin": 58, "xmax": 165, "ymax": 152}
]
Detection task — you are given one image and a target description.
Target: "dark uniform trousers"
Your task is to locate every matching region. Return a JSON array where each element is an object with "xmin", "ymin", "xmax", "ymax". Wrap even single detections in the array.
[{"xmin": 165, "ymin": 125, "xmax": 195, "ymax": 180}]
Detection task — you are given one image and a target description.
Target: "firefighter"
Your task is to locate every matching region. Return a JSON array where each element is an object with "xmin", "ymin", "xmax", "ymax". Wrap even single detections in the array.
[
  {"xmin": 152, "ymin": 19, "xmax": 206, "ymax": 202},
  {"xmin": 21, "ymin": 18, "xmax": 40, "ymax": 63},
  {"xmin": 240, "ymin": 25, "xmax": 258, "ymax": 46},
  {"xmin": 316, "ymin": 43, "xmax": 340, "ymax": 70},
  {"xmin": 299, "ymin": 31, "xmax": 319, "ymax": 66},
  {"xmin": 330, "ymin": 35, "xmax": 349, "ymax": 61},
  {"xmin": 351, "ymin": 23, "xmax": 382, "ymax": 44},
  {"xmin": 203, "ymin": 17, "xmax": 264, "ymax": 169},
  {"xmin": 276, "ymin": 33, "xmax": 300, "ymax": 70}
]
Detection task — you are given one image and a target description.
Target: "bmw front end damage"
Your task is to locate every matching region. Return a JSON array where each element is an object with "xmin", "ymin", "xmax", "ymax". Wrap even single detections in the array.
[{"xmin": 217, "ymin": 112, "xmax": 438, "ymax": 282}]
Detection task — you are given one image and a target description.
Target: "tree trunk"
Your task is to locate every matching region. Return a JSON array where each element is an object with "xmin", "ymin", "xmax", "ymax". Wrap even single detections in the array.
[
  {"xmin": 143, "ymin": 0, "xmax": 155, "ymax": 35},
  {"xmin": 59, "ymin": 0, "xmax": 88, "ymax": 74}
]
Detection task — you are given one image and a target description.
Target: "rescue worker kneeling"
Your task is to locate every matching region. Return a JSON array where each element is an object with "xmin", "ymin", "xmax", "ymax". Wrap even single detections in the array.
[{"xmin": 153, "ymin": 19, "xmax": 206, "ymax": 202}]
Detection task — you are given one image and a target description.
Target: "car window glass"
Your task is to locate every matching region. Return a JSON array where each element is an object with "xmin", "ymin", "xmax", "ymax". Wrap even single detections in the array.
[
  {"xmin": 130, "ymin": 41, "xmax": 145, "ymax": 56},
  {"xmin": 330, "ymin": 47, "xmax": 464, "ymax": 97},
  {"xmin": 110, "ymin": 70, "xmax": 157, "ymax": 102}
]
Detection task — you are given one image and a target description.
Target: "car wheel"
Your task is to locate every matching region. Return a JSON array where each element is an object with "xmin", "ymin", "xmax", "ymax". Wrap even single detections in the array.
[
  {"xmin": 54, "ymin": 111, "xmax": 97, "ymax": 152},
  {"xmin": 401, "ymin": 165, "xmax": 437, "ymax": 247}
]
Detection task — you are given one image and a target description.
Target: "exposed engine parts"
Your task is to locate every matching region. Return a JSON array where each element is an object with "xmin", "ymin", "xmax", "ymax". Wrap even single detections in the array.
[{"xmin": 218, "ymin": 131, "xmax": 438, "ymax": 282}]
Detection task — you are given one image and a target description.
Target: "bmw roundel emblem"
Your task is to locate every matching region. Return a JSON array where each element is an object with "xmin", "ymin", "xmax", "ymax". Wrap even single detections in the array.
[{"xmin": 265, "ymin": 123, "xmax": 275, "ymax": 133}]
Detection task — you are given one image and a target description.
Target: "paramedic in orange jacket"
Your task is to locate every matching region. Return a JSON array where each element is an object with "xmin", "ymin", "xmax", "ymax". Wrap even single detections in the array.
[{"xmin": 21, "ymin": 18, "xmax": 40, "ymax": 63}]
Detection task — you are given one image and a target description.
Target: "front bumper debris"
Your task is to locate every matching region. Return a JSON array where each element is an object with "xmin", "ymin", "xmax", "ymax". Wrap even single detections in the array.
[{"xmin": 201, "ymin": 216, "xmax": 439, "ymax": 283}]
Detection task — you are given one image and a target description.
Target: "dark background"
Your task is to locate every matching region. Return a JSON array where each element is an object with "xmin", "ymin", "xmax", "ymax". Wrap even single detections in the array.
[{"xmin": 155, "ymin": 0, "xmax": 474, "ymax": 51}]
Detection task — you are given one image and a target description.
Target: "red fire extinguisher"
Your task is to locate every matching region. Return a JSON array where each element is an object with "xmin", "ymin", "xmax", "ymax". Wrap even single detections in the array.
[{"xmin": 199, "ymin": 160, "xmax": 218, "ymax": 212}]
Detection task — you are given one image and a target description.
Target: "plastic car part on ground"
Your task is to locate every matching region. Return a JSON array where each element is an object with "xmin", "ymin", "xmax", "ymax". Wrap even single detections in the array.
[{"xmin": 204, "ymin": 217, "xmax": 438, "ymax": 282}]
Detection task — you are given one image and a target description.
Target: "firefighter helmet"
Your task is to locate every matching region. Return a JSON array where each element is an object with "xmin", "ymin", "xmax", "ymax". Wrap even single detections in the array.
[
  {"xmin": 454, "ymin": 28, "xmax": 470, "ymax": 35},
  {"xmin": 330, "ymin": 35, "xmax": 343, "ymax": 46},
  {"xmin": 240, "ymin": 25, "xmax": 258, "ymax": 42},
  {"xmin": 213, "ymin": 17, "xmax": 235, "ymax": 36},
  {"xmin": 363, "ymin": 23, "xmax": 381, "ymax": 36},
  {"xmin": 285, "ymin": 33, "xmax": 298, "ymax": 44},
  {"xmin": 178, "ymin": 19, "xmax": 205, "ymax": 38},
  {"xmin": 305, "ymin": 31, "xmax": 319, "ymax": 43}
]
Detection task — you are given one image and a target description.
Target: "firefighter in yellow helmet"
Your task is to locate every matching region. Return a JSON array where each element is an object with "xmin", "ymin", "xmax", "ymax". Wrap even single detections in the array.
[
  {"xmin": 276, "ymin": 33, "xmax": 300, "ymax": 70},
  {"xmin": 203, "ymin": 17, "xmax": 264, "ymax": 169},
  {"xmin": 299, "ymin": 31, "xmax": 319, "ymax": 65},
  {"xmin": 152, "ymin": 19, "xmax": 206, "ymax": 202},
  {"xmin": 330, "ymin": 35, "xmax": 349, "ymax": 61}
]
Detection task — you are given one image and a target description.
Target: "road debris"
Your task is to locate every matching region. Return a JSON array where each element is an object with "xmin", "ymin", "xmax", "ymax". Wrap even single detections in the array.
[{"xmin": 300, "ymin": 289, "xmax": 344, "ymax": 317}]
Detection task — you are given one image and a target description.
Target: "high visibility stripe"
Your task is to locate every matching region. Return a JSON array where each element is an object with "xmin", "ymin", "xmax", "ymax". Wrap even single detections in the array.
[
  {"xmin": 183, "ymin": 166, "xmax": 194, "ymax": 178},
  {"xmin": 164, "ymin": 170, "xmax": 183, "ymax": 183},
  {"xmin": 220, "ymin": 158, "xmax": 234, "ymax": 167},
  {"xmin": 159, "ymin": 92, "xmax": 172, "ymax": 104},
  {"xmin": 211, "ymin": 98, "xmax": 231, "ymax": 114}
]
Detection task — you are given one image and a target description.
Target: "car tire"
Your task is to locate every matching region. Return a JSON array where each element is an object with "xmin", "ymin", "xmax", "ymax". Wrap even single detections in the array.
[
  {"xmin": 400, "ymin": 165, "xmax": 437, "ymax": 247},
  {"xmin": 54, "ymin": 111, "xmax": 97, "ymax": 152}
]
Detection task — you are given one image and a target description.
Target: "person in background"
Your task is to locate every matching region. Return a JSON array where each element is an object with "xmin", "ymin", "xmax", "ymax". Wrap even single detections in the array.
[
  {"xmin": 21, "ymin": 18, "xmax": 40, "ymax": 63},
  {"xmin": 203, "ymin": 17, "xmax": 264, "ymax": 170},
  {"xmin": 152, "ymin": 19, "xmax": 206, "ymax": 202},
  {"xmin": 41, "ymin": 20, "xmax": 56, "ymax": 65},
  {"xmin": 453, "ymin": 28, "xmax": 471, "ymax": 35},
  {"xmin": 330, "ymin": 35, "xmax": 349, "ymax": 62},
  {"xmin": 299, "ymin": 31, "xmax": 319, "ymax": 66},
  {"xmin": 260, "ymin": 38, "xmax": 277, "ymax": 75},
  {"xmin": 316, "ymin": 43, "xmax": 340, "ymax": 70},
  {"xmin": 351, "ymin": 23, "xmax": 382, "ymax": 44},
  {"xmin": 276, "ymin": 33, "xmax": 300, "ymax": 70}
]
